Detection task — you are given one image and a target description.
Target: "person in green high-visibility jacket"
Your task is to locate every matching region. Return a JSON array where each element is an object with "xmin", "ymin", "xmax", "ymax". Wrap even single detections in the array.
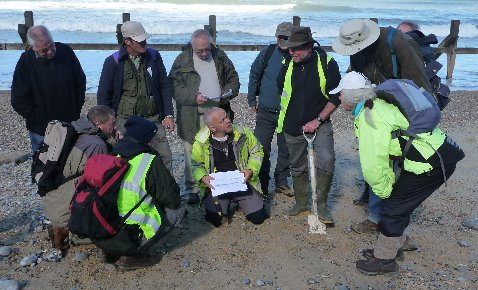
[
  {"xmin": 332, "ymin": 71, "xmax": 464, "ymax": 275},
  {"xmin": 191, "ymin": 107, "xmax": 266, "ymax": 227},
  {"xmin": 277, "ymin": 26, "xmax": 342, "ymax": 226},
  {"xmin": 96, "ymin": 115, "xmax": 183, "ymax": 271}
]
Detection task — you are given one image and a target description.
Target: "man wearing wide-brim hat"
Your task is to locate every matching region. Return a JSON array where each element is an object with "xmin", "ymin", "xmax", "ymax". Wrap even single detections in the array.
[
  {"xmin": 276, "ymin": 26, "xmax": 342, "ymax": 226},
  {"xmin": 332, "ymin": 19, "xmax": 434, "ymax": 235},
  {"xmin": 332, "ymin": 19, "xmax": 432, "ymax": 93}
]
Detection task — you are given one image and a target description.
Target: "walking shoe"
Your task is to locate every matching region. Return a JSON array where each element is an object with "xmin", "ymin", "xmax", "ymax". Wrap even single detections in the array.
[
  {"xmin": 351, "ymin": 219, "xmax": 379, "ymax": 234},
  {"xmin": 96, "ymin": 247, "xmax": 119, "ymax": 264},
  {"xmin": 186, "ymin": 192, "xmax": 200, "ymax": 205},
  {"xmin": 115, "ymin": 255, "xmax": 161, "ymax": 271},
  {"xmin": 361, "ymin": 248, "xmax": 404, "ymax": 262},
  {"xmin": 356, "ymin": 257, "xmax": 399, "ymax": 275},
  {"xmin": 275, "ymin": 185, "xmax": 294, "ymax": 197}
]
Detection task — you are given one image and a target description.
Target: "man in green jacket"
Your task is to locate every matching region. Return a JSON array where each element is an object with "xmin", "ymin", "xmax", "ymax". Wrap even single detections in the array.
[
  {"xmin": 331, "ymin": 71, "xmax": 464, "ymax": 275},
  {"xmin": 191, "ymin": 107, "xmax": 266, "ymax": 227},
  {"xmin": 170, "ymin": 29, "xmax": 240, "ymax": 205}
]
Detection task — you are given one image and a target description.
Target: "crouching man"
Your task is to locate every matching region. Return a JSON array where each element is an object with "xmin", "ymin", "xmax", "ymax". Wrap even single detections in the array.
[
  {"xmin": 191, "ymin": 107, "xmax": 266, "ymax": 226},
  {"xmin": 95, "ymin": 116, "xmax": 184, "ymax": 270}
]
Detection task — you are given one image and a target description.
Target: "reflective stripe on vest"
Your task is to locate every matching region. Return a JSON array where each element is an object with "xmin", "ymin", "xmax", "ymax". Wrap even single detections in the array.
[
  {"xmin": 277, "ymin": 51, "xmax": 332, "ymax": 133},
  {"xmin": 118, "ymin": 153, "xmax": 161, "ymax": 240}
]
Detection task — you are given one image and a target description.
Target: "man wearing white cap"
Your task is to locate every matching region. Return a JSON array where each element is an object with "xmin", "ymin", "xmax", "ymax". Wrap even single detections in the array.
[
  {"xmin": 331, "ymin": 71, "xmax": 464, "ymax": 275},
  {"xmin": 97, "ymin": 21, "xmax": 174, "ymax": 173}
]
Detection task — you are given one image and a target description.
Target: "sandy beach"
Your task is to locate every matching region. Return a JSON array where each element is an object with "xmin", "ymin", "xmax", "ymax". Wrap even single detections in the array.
[{"xmin": 0, "ymin": 90, "xmax": 477, "ymax": 289}]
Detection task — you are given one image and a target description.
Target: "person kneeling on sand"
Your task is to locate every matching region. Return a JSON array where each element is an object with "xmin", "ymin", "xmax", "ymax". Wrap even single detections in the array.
[
  {"xmin": 44, "ymin": 105, "xmax": 119, "ymax": 251},
  {"xmin": 191, "ymin": 107, "xmax": 267, "ymax": 227},
  {"xmin": 95, "ymin": 116, "xmax": 184, "ymax": 270},
  {"xmin": 331, "ymin": 72, "xmax": 464, "ymax": 275}
]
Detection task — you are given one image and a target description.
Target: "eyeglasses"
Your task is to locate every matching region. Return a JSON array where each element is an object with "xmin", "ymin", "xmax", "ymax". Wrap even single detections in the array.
[{"xmin": 193, "ymin": 48, "xmax": 211, "ymax": 54}]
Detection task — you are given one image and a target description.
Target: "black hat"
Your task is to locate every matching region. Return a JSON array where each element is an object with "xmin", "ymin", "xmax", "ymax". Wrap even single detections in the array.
[
  {"xmin": 285, "ymin": 26, "xmax": 315, "ymax": 49},
  {"xmin": 124, "ymin": 115, "xmax": 157, "ymax": 144}
]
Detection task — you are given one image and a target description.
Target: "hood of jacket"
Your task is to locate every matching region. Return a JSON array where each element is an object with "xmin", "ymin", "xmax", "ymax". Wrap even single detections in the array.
[{"xmin": 71, "ymin": 114, "xmax": 101, "ymax": 134}]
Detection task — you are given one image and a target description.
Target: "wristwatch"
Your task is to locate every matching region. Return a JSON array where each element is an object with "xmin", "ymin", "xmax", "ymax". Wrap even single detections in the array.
[{"xmin": 317, "ymin": 116, "xmax": 323, "ymax": 123}]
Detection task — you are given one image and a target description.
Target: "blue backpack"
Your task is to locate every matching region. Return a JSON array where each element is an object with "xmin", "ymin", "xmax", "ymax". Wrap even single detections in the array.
[{"xmin": 375, "ymin": 79, "xmax": 445, "ymax": 181}]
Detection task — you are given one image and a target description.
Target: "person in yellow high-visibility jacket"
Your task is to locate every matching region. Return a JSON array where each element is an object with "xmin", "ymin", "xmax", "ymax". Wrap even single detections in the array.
[{"xmin": 96, "ymin": 115, "xmax": 183, "ymax": 271}]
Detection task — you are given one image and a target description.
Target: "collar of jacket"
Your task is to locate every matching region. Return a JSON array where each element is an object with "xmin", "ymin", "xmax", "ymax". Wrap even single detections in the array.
[{"xmin": 196, "ymin": 125, "xmax": 245, "ymax": 145}]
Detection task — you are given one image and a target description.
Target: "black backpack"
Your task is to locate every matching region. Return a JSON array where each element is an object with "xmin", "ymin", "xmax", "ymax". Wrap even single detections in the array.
[
  {"xmin": 31, "ymin": 121, "xmax": 80, "ymax": 196},
  {"xmin": 386, "ymin": 27, "xmax": 451, "ymax": 110}
]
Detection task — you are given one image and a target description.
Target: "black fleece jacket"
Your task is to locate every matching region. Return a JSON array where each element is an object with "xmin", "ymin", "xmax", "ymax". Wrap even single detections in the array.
[
  {"xmin": 112, "ymin": 138, "xmax": 181, "ymax": 210},
  {"xmin": 11, "ymin": 42, "xmax": 86, "ymax": 135}
]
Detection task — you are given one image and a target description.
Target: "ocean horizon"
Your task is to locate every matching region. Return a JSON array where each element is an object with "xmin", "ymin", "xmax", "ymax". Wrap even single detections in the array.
[{"xmin": 1, "ymin": 0, "xmax": 477, "ymax": 92}]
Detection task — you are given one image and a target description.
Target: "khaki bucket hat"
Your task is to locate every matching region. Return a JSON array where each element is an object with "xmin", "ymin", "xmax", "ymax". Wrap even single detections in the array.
[{"xmin": 332, "ymin": 19, "xmax": 380, "ymax": 56}]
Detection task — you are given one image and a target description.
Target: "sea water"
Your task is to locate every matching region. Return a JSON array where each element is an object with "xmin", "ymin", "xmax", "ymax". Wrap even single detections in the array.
[{"xmin": 0, "ymin": 0, "xmax": 477, "ymax": 92}]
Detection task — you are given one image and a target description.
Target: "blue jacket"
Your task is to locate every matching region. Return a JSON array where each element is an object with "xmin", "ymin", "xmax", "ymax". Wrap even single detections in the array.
[
  {"xmin": 247, "ymin": 44, "xmax": 286, "ymax": 112},
  {"xmin": 97, "ymin": 46, "xmax": 174, "ymax": 120}
]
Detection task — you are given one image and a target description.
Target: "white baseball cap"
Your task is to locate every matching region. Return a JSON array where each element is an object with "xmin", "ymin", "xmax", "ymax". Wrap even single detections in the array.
[
  {"xmin": 329, "ymin": 71, "xmax": 375, "ymax": 94},
  {"xmin": 121, "ymin": 21, "xmax": 151, "ymax": 42}
]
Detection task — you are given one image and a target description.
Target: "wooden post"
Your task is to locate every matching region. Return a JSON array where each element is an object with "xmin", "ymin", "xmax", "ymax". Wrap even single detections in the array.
[
  {"xmin": 209, "ymin": 15, "xmax": 217, "ymax": 45},
  {"xmin": 293, "ymin": 16, "xmax": 301, "ymax": 26},
  {"xmin": 446, "ymin": 20, "xmax": 460, "ymax": 79},
  {"xmin": 116, "ymin": 13, "xmax": 131, "ymax": 44},
  {"xmin": 18, "ymin": 11, "xmax": 34, "ymax": 44}
]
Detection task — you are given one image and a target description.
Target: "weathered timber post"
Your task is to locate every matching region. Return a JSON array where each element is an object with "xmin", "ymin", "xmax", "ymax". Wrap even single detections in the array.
[
  {"xmin": 116, "ymin": 13, "xmax": 130, "ymax": 44},
  {"xmin": 209, "ymin": 15, "xmax": 217, "ymax": 45},
  {"xmin": 293, "ymin": 16, "xmax": 301, "ymax": 26},
  {"xmin": 18, "ymin": 11, "xmax": 34, "ymax": 46}
]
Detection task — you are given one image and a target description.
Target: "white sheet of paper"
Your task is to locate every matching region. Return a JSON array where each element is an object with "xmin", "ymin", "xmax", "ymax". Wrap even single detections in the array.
[{"xmin": 209, "ymin": 170, "xmax": 247, "ymax": 197}]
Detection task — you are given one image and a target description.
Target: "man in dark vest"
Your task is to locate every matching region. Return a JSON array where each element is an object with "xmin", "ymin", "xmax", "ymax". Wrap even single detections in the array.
[{"xmin": 97, "ymin": 21, "xmax": 174, "ymax": 173}]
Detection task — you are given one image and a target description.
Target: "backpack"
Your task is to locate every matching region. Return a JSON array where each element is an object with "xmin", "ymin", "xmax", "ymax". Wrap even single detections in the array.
[
  {"xmin": 69, "ymin": 154, "xmax": 132, "ymax": 240},
  {"xmin": 386, "ymin": 27, "xmax": 451, "ymax": 110},
  {"xmin": 375, "ymin": 79, "xmax": 444, "ymax": 180},
  {"xmin": 254, "ymin": 44, "xmax": 276, "ymax": 96},
  {"xmin": 31, "ymin": 120, "xmax": 80, "ymax": 196}
]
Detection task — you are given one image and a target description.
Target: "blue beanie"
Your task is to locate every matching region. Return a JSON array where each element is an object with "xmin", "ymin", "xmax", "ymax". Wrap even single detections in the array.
[{"xmin": 124, "ymin": 115, "xmax": 158, "ymax": 144}]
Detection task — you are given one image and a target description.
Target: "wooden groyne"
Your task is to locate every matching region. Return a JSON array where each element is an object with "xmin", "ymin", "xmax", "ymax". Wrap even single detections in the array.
[{"xmin": 2, "ymin": 12, "xmax": 478, "ymax": 79}]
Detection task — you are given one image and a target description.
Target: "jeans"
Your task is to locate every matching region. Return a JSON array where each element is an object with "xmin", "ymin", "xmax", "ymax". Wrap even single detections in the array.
[
  {"xmin": 29, "ymin": 131, "xmax": 44, "ymax": 154},
  {"xmin": 254, "ymin": 107, "xmax": 290, "ymax": 193}
]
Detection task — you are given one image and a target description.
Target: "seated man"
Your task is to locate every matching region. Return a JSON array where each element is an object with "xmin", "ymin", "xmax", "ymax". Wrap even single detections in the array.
[
  {"xmin": 95, "ymin": 116, "xmax": 183, "ymax": 270},
  {"xmin": 191, "ymin": 107, "xmax": 266, "ymax": 227},
  {"xmin": 44, "ymin": 105, "xmax": 118, "ymax": 251}
]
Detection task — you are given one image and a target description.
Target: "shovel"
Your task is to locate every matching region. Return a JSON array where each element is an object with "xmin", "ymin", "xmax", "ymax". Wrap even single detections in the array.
[{"xmin": 303, "ymin": 131, "xmax": 327, "ymax": 234}]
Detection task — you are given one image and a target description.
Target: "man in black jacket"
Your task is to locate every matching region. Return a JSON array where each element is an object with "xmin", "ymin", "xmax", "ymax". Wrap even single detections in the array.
[{"xmin": 11, "ymin": 25, "xmax": 86, "ymax": 154}]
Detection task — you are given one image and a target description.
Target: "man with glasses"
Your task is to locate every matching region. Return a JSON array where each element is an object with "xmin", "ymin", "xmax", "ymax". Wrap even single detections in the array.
[
  {"xmin": 97, "ymin": 21, "xmax": 174, "ymax": 173},
  {"xmin": 277, "ymin": 26, "xmax": 341, "ymax": 226},
  {"xmin": 11, "ymin": 25, "xmax": 86, "ymax": 154},
  {"xmin": 247, "ymin": 22, "xmax": 294, "ymax": 209},
  {"xmin": 170, "ymin": 29, "xmax": 240, "ymax": 204}
]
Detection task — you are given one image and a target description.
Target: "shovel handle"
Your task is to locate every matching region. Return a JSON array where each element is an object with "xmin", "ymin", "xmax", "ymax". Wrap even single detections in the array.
[{"xmin": 303, "ymin": 131, "xmax": 316, "ymax": 148}]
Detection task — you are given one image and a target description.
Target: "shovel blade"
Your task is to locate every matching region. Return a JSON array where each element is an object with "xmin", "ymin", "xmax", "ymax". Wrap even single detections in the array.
[{"xmin": 308, "ymin": 214, "xmax": 327, "ymax": 234}]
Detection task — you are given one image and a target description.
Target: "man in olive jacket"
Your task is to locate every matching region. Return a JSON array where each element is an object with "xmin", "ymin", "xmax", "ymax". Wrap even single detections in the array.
[{"xmin": 170, "ymin": 29, "xmax": 240, "ymax": 204}]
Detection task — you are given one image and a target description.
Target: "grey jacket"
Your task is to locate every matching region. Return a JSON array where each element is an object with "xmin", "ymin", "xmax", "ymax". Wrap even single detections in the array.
[{"xmin": 169, "ymin": 44, "xmax": 240, "ymax": 144}]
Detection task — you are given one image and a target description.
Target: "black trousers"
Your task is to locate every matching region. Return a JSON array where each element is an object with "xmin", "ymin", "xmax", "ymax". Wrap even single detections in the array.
[{"xmin": 380, "ymin": 164, "xmax": 457, "ymax": 237}]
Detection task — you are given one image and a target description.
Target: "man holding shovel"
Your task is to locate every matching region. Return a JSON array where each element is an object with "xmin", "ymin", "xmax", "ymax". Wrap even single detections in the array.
[{"xmin": 277, "ymin": 26, "xmax": 341, "ymax": 226}]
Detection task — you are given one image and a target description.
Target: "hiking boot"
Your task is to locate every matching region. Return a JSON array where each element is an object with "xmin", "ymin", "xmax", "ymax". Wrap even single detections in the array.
[
  {"xmin": 351, "ymin": 219, "xmax": 379, "ymax": 234},
  {"xmin": 115, "ymin": 255, "xmax": 161, "ymax": 271},
  {"xmin": 186, "ymin": 192, "xmax": 200, "ymax": 205},
  {"xmin": 362, "ymin": 248, "xmax": 404, "ymax": 262},
  {"xmin": 275, "ymin": 185, "xmax": 294, "ymax": 197},
  {"xmin": 96, "ymin": 247, "xmax": 119, "ymax": 264},
  {"xmin": 49, "ymin": 225, "xmax": 70, "ymax": 251},
  {"xmin": 284, "ymin": 174, "xmax": 309, "ymax": 216},
  {"xmin": 356, "ymin": 257, "xmax": 399, "ymax": 275}
]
